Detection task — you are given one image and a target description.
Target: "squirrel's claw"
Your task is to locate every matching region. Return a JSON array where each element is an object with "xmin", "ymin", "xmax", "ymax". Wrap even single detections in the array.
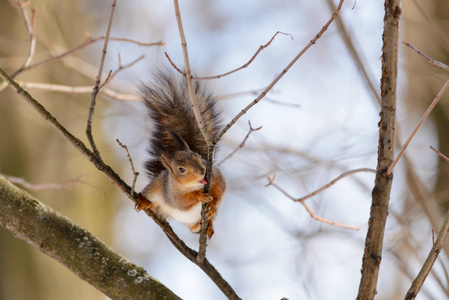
[{"xmin": 135, "ymin": 193, "xmax": 152, "ymax": 212}]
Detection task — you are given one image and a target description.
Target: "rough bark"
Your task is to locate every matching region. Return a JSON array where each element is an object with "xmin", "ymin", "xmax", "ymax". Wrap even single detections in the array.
[
  {"xmin": 0, "ymin": 176, "xmax": 180, "ymax": 300},
  {"xmin": 356, "ymin": 1, "xmax": 401, "ymax": 299}
]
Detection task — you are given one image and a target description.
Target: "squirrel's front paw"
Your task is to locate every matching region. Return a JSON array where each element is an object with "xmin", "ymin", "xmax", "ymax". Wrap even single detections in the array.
[
  {"xmin": 205, "ymin": 203, "xmax": 218, "ymax": 220},
  {"xmin": 134, "ymin": 193, "xmax": 152, "ymax": 212},
  {"xmin": 200, "ymin": 192, "xmax": 214, "ymax": 203}
]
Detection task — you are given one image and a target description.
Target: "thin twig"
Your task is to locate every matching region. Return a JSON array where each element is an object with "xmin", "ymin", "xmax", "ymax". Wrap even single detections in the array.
[
  {"xmin": 265, "ymin": 174, "xmax": 361, "ymax": 231},
  {"xmin": 31, "ymin": 36, "xmax": 161, "ymax": 71},
  {"xmin": 430, "ymin": 146, "xmax": 449, "ymax": 164},
  {"xmin": 14, "ymin": 51, "xmax": 145, "ymax": 101},
  {"xmin": 165, "ymin": 31, "xmax": 293, "ymax": 81},
  {"xmin": 10, "ymin": 1, "xmax": 37, "ymax": 79},
  {"xmin": 217, "ymin": 121, "xmax": 262, "ymax": 167},
  {"xmin": 195, "ymin": 31, "xmax": 293, "ymax": 80},
  {"xmin": 109, "ymin": 54, "xmax": 145, "ymax": 82},
  {"xmin": 214, "ymin": 0, "xmax": 345, "ymax": 144},
  {"xmin": 16, "ymin": 81, "xmax": 140, "ymax": 101},
  {"xmin": 0, "ymin": 67, "xmax": 241, "ymax": 300},
  {"xmin": 116, "ymin": 139, "xmax": 139, "ymax": 195},
  {"xmin": 1, "ymin": 174, "xmax": 83, "ymax": 191},
  {"xmin": 405, "ymin": 210, "xmax": 449, "ymax": 300},
  {"xmin": 164, "ymin": 52, "xmax": 184, "ymax": 75},
  {"xmin": 217, "ymin": 89, "xmax": 300, "ymax": 108},
  {"xmin": 86, "ymin": 0, "xmax": 117, "ymax": 161},
  {"xmin": 387, "ymin": 78, "xmax": 449, "ymax": 175},
  {"xmin": 296, "ymin": 168, "xmax": 376, "ymax": 202},
  {"xmin": 403, "ymin": 42, "xmax": 449, "ymax": 72}
]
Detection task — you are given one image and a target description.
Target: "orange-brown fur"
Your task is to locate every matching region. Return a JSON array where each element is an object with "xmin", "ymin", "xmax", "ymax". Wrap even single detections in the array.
[{"xmin": 136, "ymin": 72, "xmax": 226, "ymax": 238}]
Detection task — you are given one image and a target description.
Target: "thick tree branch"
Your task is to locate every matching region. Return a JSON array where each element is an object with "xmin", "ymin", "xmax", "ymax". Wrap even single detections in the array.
[
  {"xmin": 357, "ymin": 1, "xmax": 401, "ymax": 299},
  {"xmin": 0, "ymin": 176, "xmax": 180, "ymax": 300}
]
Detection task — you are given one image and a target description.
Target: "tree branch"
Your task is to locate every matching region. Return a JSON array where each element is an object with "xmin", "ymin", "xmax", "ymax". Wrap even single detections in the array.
[
  {"xmin": 356, "ymin": 1, "xmax": 401, "ymax": 299},
  {"xmin": 405, "ymin": 210, "xmax": 449, "ymax": 300},
  {"xmin": 86, "ymin": 0, "xmax": 117, "ymax": 161},
  {"xmin": 0, "ymin": 67, "xmax": 241, "ymax": 300},
  {"xmin": 214, "ymin": 0, "xmax": 345, "ymax": 143},
  {"xmin": 0, "ymin": 176, "xmax": 180, "ymax": 300}
]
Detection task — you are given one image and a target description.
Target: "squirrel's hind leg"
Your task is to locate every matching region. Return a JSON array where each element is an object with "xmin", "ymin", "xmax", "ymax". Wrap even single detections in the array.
[{"xmin": 189, "ymin": 220, "xmax": 214, "ymax": 238}]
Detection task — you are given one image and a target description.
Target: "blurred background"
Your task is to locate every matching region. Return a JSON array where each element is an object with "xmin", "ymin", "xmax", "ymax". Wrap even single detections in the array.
[{"xmin": 1, "ymin": 0, "xmax": 449, "ymax": 299}]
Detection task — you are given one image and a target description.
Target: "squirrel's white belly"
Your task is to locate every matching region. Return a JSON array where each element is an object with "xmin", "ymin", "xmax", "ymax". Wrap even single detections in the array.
[{"xmin": 152, "ymin": 192, "xmax": 202, "ymax": 225}]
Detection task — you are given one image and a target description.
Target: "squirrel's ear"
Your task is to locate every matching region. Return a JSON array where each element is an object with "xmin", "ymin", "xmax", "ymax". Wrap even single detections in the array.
[
  {"xmin": 170, "ymin": 131, "xmax": 190, "ymax": 151},
  {"xmin": 160, "ymin": 151, "xmax": 174, "ymax": 172}
]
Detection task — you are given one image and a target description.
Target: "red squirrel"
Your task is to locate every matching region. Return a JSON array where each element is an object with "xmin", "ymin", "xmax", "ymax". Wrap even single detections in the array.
[{"xmin": 135, "ymin": 72, "xmax": 226, "ymax": 238}]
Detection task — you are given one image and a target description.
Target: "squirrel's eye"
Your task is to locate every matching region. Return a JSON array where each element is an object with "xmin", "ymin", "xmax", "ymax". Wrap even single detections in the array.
[{"xmin": 178, "ymin": 167, "xmax": 186, "ymax": 174}]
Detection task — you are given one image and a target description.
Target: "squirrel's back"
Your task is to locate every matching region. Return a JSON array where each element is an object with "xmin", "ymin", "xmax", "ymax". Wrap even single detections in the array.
[{"xmin": 141, "ymin": 71, "xmax": 222, "ymax": 177}]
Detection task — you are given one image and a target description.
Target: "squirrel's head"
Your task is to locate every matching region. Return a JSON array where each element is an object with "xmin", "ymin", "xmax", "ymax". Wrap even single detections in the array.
[{"xmin": 159, "ymin": 132, "xmax": 207, "ymax": 190}]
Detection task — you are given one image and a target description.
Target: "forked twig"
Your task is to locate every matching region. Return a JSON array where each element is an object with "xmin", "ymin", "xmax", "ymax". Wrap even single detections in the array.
[
  {"xmin": 109, "ymin": 53, "xmax": 145, "ymax": 82},
  {"xmin": 265, "ymin": 168, "xmax": 368, "ymax": 231},
  {"xmin": 218, "ymin": 121, "xmax": 262, "ymax": 167},
  {"xmin": 165, "ymin": 31, "xmax": 293, "ymax": 80},
  {"xmin": 116, "ymin": 139, "xmax": 139, "ymax": 195},
  {"xmin": 296, "ymin": 168, "xmax": 376, "ymax": 202},
  {"xmin": 10, "ymin": 1, "xmax": 37, "ymax": 79},
  {"xmin": 86, "ymin": 0, "xmax": 117, "ymax": 161},
  {"xmin": 214, "ymin": 0, "xmax": 345, "ymax": 143},
  {"xmin": 196, "ymin": 31, "xmax": 293, "ymax": 80}
]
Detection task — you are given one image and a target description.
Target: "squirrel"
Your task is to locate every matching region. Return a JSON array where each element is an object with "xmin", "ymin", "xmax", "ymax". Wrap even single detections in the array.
[{"xmin": 135, "ymin": 71, "xmax": 226, "ymax": 238}]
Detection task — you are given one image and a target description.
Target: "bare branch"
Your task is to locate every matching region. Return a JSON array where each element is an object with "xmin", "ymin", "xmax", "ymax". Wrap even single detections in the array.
[
  {"xmin": 405, "ymin": 210, "xmax": 449, "ymax": 300},
  {"xmin": 195, "ymin": 31, "xmax": 293, "ymax": 80},
  {"xmin": 109, "ymin": 54, "xmax": 145, "ymax": 83},
  {"xmin": 0, "ymin": 67, "xmax": 241, "ymax": 300},
  {"xmin": 430, "ymin": 146, "xmax": 449, "ymax": 164},
  {"xmin": 217, "ymin": 121, "xmax": 262, "ymax": 167},
  {"xmin": 116, "ymin": 139, "xmax": 139, "ymax": 195},
  {"xmin": 86, "ymin": 0, "xmax": 117, "ymax": 161},
  {"xmin": 296, "ymin": 168, "xmax": 376, "ymax": 203},
  {"xmin": 10, "ymin": 1, "xmax": 37, "ymax": 78},
  {"xmin": 164, "ymin": 52, "xmax": 185, "ymax": 75},
  {"xmin": 1, "ymin": 174, "xmax": 83, "ymax": 191},
  {"xmin": 171, "ymin": 0, "xmax": 215, "ymax": 261},
  {"xmin": 387, "ymin": 78, "xmax": 449, "ymax": 175},
  {"xmin": 357, "ymin": 1, "xmax": 400, "ymax": 298},
  {"xmin": 165, "ymin": 31, "xmax": 293, "ymax": 81},
  {"xmin": 265, "ymin": 172, "xmax": 362, "ymax": 231},
  {"xmin": 0, "ymin": 176, "xmax": 180, "ymax": 300},
  {"xmin": 215, "ymin": 0, "xmax": 345, "ymax": 143},
  {"xmin": 16, "ymin": 81, "xmax": 140, "ymax": 101},
  {"xmin": 403, "ymin": 42, "xmax": 449, "ymax": 72},
  {"xmin": 172, "ymin": 0, "xmax": 211, "ymax": 146}
]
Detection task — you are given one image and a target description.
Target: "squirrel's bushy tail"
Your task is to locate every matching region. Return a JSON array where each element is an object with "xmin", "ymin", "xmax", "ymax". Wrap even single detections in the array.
[{"xmin": 141, "ymin": 71, "xmax": 222, "ymax": 177}]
